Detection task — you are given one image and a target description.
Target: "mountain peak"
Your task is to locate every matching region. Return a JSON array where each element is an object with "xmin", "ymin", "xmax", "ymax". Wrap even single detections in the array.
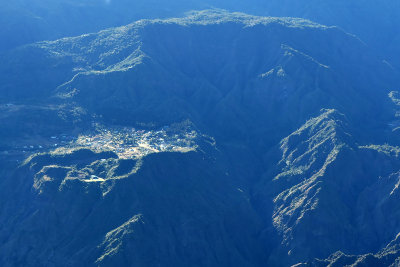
[{"xmin": 155, "ymin": 9, "xmax": 328, "ymax": 29}]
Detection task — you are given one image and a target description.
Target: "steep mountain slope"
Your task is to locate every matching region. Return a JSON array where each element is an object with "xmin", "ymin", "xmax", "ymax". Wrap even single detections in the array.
[
  {"xmin": 260, "ymin": 0, "xmax": 400, "ymax": 68},
  {"xmin": 1, "ymin": 10, "xmax": 400, "ymax": 266},
  {"xmin": 300, "ymin": 233, "xmax": 400, "ymax": 266},
  {"xmin": 1, "ymin": 1, "xmax": 400, "ymax": 69},
  {"xmin": 0, "ymin": 146, "xmax": 267, "ymax": 266},
  {"xmin": 255, "ymin": 109, "xmax": 400, "ymax": 265},
  {"xmin": 0, "ymin": 10, "xmax": 396, "ymax": 143}
]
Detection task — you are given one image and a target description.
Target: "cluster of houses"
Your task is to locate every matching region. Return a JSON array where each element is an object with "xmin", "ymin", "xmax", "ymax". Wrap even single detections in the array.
[
  {"xmin": 2, "ymin": 123, "xmax": 199, "ymax": 162},
  {"xmin": 72, "ymin": 125, "xmax": 198, "ymax": 159}
]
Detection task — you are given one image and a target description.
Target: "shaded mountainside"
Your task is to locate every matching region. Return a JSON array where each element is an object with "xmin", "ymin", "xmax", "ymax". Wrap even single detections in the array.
[
  {"xmin": 258, "ymin": 0, "xmax": 400, "ymax": 69},
  {"xmin": 0, "ymin": 146, "xmax": 266, "ymax": 267},
  {"xmin": 299, "ymin": 233, "xmax": 400, "ymax": 266},
  {"xmin": 255, "ymin": 109, "xmax": 400, "ymax": 265},
  {"xmin": 0, "ymin": 10, "xmax": 397, "ymax": 144},
  {"xmin": 1, "ymin": 10, "xmax": 400, "ymax": 266},
  {"xmin": 1, "ymin": 1, "xmax": 400, "ymax": 69}
]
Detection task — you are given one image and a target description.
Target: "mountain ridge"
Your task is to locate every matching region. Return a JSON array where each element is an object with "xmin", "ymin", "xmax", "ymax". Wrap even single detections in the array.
[{"xmin": 1, "ymin": 10, "xmax": 400, "ymax": 266}]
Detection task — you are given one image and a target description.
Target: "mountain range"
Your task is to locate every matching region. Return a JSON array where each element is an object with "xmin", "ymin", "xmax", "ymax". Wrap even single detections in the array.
[{"xmin": 1, "ymin": 8, "xmax": 400, "ymax": 267}]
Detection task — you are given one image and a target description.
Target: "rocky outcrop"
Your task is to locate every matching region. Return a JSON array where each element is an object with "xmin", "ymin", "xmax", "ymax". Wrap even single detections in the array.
[{"xmin": 255, "ymin": 109, "xmax": 400, "ymax": 265}]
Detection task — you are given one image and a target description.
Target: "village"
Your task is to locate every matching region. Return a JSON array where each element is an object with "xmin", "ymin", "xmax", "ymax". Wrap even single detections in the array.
[
  {"xmin": 72, "ymin": 124, "xmax": 199, "ymax": 159},
  {"xmin": 1, "ymin": 122, "xmax": 199, "ymax": 161}
]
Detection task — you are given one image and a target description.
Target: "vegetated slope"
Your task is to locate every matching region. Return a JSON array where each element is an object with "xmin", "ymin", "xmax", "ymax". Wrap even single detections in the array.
[
  {"xmin": 1, "ymin": 0, "xmax": 400, "ymax": 69},
  {"xmin": 259, "ymin": 0, "xmax": 400, "ymax": 69},
  {"xmin": 0, "ymin": 0, "xmax": 197, "ymax": 51},
  {"xmin": 0, "ymin": 146, "xmax": 266, "ymax": 266},
  {"xmin": 0, "ymin": 0, "xmax": 267, "ymax": 51},
  {"xmin": 1, "ymin": 10, "xmax": 400, "ymax": 266},
  {"xmin": 300, "ymin": 233, "xmax": 400, "ymax": 266},
  {"xmin": 0, "ymin": 10, "xmax": 396, "ymax": 143},
  {"xmin": 255, "ymin": 109, "xmax": 400, "ymax": 265}
]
